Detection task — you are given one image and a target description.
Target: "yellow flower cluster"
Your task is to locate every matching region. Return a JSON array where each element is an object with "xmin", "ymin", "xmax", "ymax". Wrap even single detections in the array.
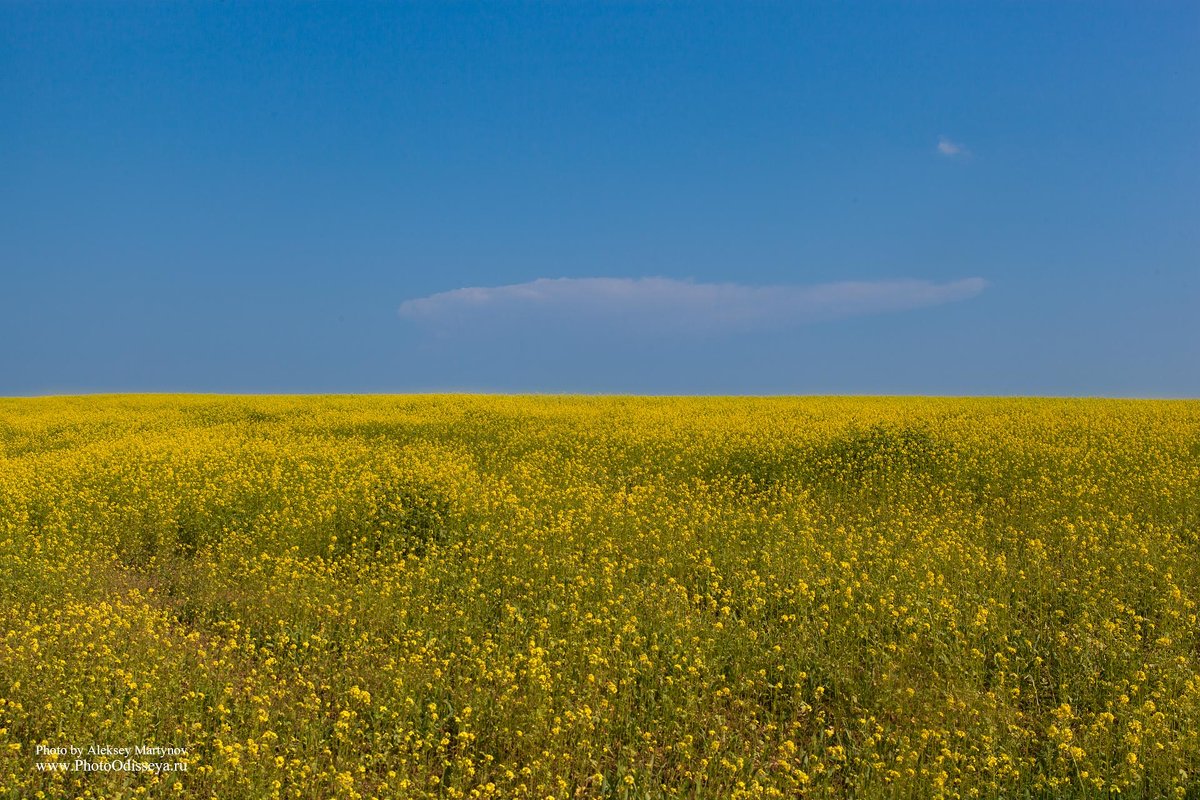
[{"xmin": 1, "ymin": 395, "xmax": 1198, "ymax": 798}]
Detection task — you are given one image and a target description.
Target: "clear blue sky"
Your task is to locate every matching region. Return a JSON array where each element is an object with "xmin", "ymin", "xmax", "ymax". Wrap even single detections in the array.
[{"xmin": 3, "ymin": 2, "xmax": 1197, "ymax": 396}]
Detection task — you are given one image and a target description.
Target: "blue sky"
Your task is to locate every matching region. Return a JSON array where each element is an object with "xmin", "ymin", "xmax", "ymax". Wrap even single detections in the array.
[{"xmin": 2, "ymin": 2, "xmax": 1197, "ymax": 396}]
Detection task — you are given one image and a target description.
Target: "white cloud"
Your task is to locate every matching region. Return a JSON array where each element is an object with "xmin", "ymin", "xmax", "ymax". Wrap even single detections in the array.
[
  {"xmin": 399, "ymin": 276, "xmax": 987, "ymax": 334},
  {"xmin": 937, "ymin": 136, "xmax": 969, "ymax": 158}
]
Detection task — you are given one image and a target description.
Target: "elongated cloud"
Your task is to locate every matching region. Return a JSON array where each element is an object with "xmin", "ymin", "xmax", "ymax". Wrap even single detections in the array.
[{"xmin": 399, "ymin": 276, "xmax": 987, "ymax": 335}]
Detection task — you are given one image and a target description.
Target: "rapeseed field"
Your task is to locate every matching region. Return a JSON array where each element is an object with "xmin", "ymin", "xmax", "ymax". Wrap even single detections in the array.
[{"xmin": 1, "ymin": 395, "xmax": 1198, "ymax": 799}]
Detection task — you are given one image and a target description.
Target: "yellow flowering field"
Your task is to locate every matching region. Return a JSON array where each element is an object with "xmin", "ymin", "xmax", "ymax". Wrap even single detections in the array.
[{"xmin": 1, "ymin": 395, "xmax": 1198, "ymax": 799}]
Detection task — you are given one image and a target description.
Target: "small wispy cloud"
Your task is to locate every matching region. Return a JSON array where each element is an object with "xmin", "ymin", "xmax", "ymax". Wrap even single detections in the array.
[
  {"xmin": 937, "ymin": 136, "xmax": 970, "ymax": 159},
  {"xmin": 399, "ymin": 276, "xmax": 988, "ymax": 335}
]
